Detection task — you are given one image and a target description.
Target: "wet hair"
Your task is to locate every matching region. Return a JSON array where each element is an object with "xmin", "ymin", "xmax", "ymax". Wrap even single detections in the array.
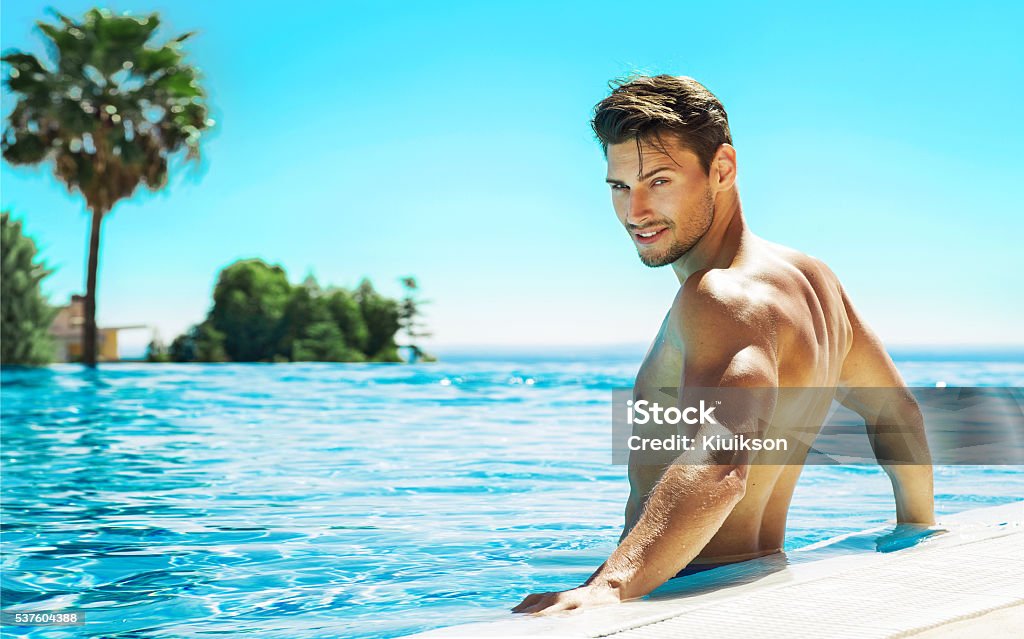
[{"xmin": 591, "ymin": 74, "xmax": 732, "ymax": 174}]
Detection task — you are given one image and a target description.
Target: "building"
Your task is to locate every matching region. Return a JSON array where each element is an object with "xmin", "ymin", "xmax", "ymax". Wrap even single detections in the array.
[{"xmin": 49, "ymin": 295, "xmax": 147, "ymax": 362}]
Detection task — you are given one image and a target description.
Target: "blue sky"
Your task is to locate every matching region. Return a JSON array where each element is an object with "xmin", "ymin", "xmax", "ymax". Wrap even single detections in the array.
[{"xmin": 2, "ymin": 0, "xmax": 1022, "ymax": 356}]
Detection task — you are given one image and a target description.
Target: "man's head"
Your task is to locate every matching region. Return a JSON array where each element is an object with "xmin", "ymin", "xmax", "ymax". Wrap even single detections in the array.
[{"xmin": 592, "ymin": 75, "xmax": 735, "ymax": 267}]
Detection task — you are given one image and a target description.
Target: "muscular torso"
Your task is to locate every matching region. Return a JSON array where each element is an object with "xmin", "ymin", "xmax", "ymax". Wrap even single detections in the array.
[{"xmin": 625, "ymin": 236, "xmax": 854, "ymax": 563}]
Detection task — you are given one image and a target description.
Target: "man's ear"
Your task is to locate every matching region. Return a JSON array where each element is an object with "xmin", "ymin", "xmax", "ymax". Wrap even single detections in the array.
[{"xmin": 710, "ymin": 144, "xmax": 737, "ymax": 192}]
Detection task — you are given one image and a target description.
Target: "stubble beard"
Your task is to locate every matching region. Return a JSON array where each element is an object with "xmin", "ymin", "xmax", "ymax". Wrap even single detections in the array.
[{"xmin": 637, "ymin": 186, "xmax": 715, "ymax": 268}]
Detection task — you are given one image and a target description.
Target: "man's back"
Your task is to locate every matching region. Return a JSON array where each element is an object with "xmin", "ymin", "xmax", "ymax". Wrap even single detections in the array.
[{"xmin": 627, "ymin": 232, "xmax": 858, "ymax": 562}]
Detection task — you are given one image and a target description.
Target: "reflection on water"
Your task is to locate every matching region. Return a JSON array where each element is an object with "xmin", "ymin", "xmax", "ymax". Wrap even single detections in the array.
[
  {"xmin": 872, "ymin": 524, "xmax": 947, "ymax": 553},
  {"xmin": 647, "ymin": 520, "xmax": 950, "ymax": 601},
  {"xmin": 1, "ymin": 358, "xmax": 1023, "ymax": 638}
]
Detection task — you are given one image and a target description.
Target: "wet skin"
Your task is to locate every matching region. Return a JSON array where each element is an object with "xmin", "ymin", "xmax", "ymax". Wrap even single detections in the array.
[{"xmin": 513, "ymin": 136, "xmax": 935, "ymax": 616}]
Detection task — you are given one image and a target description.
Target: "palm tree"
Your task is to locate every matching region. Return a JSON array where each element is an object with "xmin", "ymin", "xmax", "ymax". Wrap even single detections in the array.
[{"xmin": 2, "ymin": 8, "xmax": 213, "ymax": 366}]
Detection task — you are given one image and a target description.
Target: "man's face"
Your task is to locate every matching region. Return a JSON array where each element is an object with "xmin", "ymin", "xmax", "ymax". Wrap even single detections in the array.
[{"xmin": 606, "ymin": 136, "xmax": 714, "ymax": 268}]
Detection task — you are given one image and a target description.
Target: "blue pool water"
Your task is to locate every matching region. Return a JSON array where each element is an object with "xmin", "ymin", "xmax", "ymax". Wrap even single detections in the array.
[{"xmin": 1, "ymin": 350, "xmax": 1022, "ymax": 638}]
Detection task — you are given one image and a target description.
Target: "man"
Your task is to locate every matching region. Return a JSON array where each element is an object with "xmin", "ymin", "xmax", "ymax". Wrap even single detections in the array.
[{"xmin": 512, "ymin": 75, "xmax": 935, "ymax": 616}]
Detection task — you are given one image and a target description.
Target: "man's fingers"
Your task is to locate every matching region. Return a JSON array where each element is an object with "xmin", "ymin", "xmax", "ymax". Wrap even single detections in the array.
[
  {"xmin": 513, "ymin": 585, "xmax": 619, "ymax": 616},
  {"xmin": 533, "ymin": 600, "xmax": 577, "ymax": 616},
  {"xmin": 511, "ymin": 592, "xmax": 548, "ymax": 613},
  {"xmin": 520, "ymin": 600, "xmax": 550, "ymax": 615},
  {"xmin": 519, "ymin": 595, "xmax": 558, "ymax": 615},
  {"xmin": 511, "ymin": 592, "xmax": 544, "ymax": 612},
  {"xmin": 523, "ymin": 595, "xmax": 582, "ymax": 616}
]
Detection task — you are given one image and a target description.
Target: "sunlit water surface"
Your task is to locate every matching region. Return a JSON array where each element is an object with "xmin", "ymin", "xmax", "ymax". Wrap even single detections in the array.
[{"xmin": 2, "ymin": 351, "xmax": 1022, "ymax": 638}]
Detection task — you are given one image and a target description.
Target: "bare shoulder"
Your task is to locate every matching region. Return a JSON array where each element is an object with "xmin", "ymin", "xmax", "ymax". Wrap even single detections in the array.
[
  {"xmin": 677, "ymin": 268, "xmax": 776, "ymax": 321},
  {"xmin": 763, "ymin": 240, "xmax": 845, "ymax": 293},
  {"xmin": 671, "ymin": 237, "xmax": 834, "ymax": 333},
  {"xmin": 673, "ymin": 267, "xmax": 783, "ymax": 351},
  {"xmin": 668, "ymin": 268, "xmax": 780, "ymax": 387},
  {"xmin": 672, "ymin": 241, "xmax": 857, "ymax": 386}
]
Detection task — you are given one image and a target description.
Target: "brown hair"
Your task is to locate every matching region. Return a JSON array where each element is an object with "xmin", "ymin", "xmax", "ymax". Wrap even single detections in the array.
[{"xmin": 591, "ymin": 74, "xmax": 732, "ymax": 174}]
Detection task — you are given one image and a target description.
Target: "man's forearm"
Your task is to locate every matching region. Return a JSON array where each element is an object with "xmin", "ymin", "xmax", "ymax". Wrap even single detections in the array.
[
  {"xmin": 886, "ymin": 464, "xmax": 935, "ymax": 524},
  {"xmin": 868, "ymin": 402, "xmax": 935, "ymax": 525},
  {"xmin": 585, "ymin": 463, "xmax": 746, "ymax": 600}
]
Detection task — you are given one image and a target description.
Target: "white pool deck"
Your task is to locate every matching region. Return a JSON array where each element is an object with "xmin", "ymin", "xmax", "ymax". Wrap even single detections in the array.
[{"xmin": 406, "ymin": 500, "xmax": 1024, "ymax": 638}]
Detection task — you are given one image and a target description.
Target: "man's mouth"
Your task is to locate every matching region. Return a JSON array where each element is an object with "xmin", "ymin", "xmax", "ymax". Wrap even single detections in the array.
[{"xmin": 634, "ymin": 227, "xmax": 668, "ymax": 245}]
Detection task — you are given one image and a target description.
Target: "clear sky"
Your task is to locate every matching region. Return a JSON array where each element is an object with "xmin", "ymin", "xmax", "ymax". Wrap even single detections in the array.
[{"xmin": 2, "ymin": 0, "xmax": 1022, "ymax": 356}]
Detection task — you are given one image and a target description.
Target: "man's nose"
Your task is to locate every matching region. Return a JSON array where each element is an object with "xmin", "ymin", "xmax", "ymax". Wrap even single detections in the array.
[{"xmin": 625, "ymin": 191, "xmax": 654, "ymax": 227}]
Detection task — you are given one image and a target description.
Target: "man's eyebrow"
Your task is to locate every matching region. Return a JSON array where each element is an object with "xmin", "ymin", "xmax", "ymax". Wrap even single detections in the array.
[{"xmin": 605, "ymin": 166, "xmax": 674, "ymax": 185}]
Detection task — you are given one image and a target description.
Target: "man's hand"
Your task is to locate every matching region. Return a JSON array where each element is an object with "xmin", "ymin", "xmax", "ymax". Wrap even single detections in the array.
[{"xmin": 511, "ymin": 583, "xmax": 622, "ymax": 615}]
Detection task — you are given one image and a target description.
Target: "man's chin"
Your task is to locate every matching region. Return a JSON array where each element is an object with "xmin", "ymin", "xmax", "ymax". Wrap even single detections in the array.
[{"xmin": 638, "ymin": 247, "xmax": 685, "ymax": 268}]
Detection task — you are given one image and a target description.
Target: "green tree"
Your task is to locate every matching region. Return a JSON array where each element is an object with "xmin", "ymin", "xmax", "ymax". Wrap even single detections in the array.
[
  {"xmin": 355, "ymin": 279, "xmax": 401, "ymax": 362},
  {"xmin": 1, "ymin": 211, "xmax": 58, "ymax": 365},
  {"xmin": 397, "ymin": 276, "xmax": 434, "ymax": 362},
  {"xmin": 2, "ymin": 9, "xmax": 213, "ymax": 366},
  {"xmin": 209, "ymin": 259, "xmax": 291, "ymax": 362},
  {"xmin": 277, "ymin": 285, "xmax": 359, "ymax": 362},
  {"xmin": 323, "ymin": 287, "xmax": 369, "ymax": 357},
  {"xmin": 165, "ymin": 262, "xmax": 408, "ymax": 364},
  {"xmin": 144, "ymin": 333, "xmax": 169, "ymax": 362},
  {"xmin": 168, "ymin": 320, "xmax": 226, "ymax": 362}
]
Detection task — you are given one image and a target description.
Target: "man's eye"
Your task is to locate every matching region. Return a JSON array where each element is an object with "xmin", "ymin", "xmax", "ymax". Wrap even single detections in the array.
[
  {"xmin": 652, "ymin": 179, "xmax": 669, "ymax": 186},
  {"xmin": 610, "ymin": 184, "xmax": 628, "ymax": 191}
]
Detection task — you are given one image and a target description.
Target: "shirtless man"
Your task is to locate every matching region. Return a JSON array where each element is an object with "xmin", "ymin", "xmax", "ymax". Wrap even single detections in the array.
[{"xmin": 513, "ymin": 75, "xmax": 935, "ymax": 616}]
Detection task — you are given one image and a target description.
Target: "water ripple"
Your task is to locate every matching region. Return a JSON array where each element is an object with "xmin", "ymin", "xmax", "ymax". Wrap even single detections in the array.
[{"xmin": 2, "ymin": 358, "xmax": 1022, "ymax": 638}]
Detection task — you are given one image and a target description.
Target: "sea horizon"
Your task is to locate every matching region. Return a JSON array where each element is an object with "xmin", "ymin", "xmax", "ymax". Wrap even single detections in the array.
[{"xmin": 109, "ymin": 342, "xmax": 1024, "ymax": 363}]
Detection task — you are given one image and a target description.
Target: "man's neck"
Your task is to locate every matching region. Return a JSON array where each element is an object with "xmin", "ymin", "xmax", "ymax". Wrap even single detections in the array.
[{"xmin": 671, "ymin": 189, "xmax": 748, "ymax": 286}]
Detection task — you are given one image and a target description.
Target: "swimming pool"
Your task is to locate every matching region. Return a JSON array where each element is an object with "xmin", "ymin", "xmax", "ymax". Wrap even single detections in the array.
[{"xmin": 2, "ymin": 351, "xmax": 1022, "ymax": 638}]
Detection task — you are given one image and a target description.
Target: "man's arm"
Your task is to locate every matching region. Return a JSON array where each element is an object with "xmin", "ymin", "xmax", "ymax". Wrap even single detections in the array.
[
  {"xmin": 513, "ymin": 274, "xmax": 778, "ymax": 615},
  {"xmin": 836, "ymin": 287, "xmax": 935, "ymax": 525}
]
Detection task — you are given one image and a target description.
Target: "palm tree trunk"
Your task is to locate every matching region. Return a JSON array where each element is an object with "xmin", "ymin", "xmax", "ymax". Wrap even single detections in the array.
[{"xmin": 83, "ymin": 207, "xmax": 104, "ymax": 367}]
